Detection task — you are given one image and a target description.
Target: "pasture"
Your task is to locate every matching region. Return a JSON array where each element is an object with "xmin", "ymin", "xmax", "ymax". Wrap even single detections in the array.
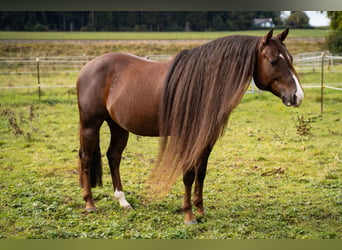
[
  {"xmin": 0, "ymin": 33, "xmax": 341, "ymax": 239},
  {"xmin": 0, "ymin": 87, "xmax": 341, "ymax": 239},
  {"xmin": 0, "ymin": 29, "xmax": 331, "ymax": 40}
]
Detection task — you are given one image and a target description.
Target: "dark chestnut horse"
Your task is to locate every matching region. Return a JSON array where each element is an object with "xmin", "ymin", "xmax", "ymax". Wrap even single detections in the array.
[{"xmin": 77, "ymin": 29, "xmax": 304, "ymax": 224}]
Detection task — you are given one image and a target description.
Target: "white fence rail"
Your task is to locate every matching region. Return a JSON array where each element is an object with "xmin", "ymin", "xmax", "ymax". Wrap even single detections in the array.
[
  {"xmin": 0, "ymin": 53, "xmax": 341, "ymax": 91},
  {"xmin": 0, "ymin": 56, "xmax": 95, "ymax": 75},
  {"xmin": 1, "ymin": 52, "xmax": 340, "ymax": 113},
  {"xmin": 294, "ymin": 52, "xmax": 342, "ymax": 91},
  {"xmin": 293, "ymin": 51, "xmax": 342, "ymax": 73}
]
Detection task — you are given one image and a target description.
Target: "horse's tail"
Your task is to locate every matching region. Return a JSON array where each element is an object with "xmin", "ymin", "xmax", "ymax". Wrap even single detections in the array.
[
  {"xmin": 89, "ymin": 144, "xmax": 103, "ymax": 188},
  {"xmin": 78, "ymin": 143, "xmax": 103, "ymax": 188},
  {"xmin": 148, "ymin": 36, "xmax": 258, "ymax": 199}
]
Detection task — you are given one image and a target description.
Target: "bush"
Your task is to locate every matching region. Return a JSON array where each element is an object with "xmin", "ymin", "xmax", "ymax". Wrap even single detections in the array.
[
  {"xmin": 33, "ymin": 23, "xmax": 49, "ymax": 32},
  {"xmin": 326, "ymin": 29, "xmax": 342, "ymax": 53}
]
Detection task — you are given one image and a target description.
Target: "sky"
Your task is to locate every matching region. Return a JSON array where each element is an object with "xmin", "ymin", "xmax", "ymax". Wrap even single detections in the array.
[{"xmin": 282, "ymin": 11, "xmax": 330, "ymax": 27}]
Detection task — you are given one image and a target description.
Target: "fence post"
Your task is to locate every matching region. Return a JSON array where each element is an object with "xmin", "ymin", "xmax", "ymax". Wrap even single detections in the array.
[
  {"xmin": 320, "ymin": 53, "xmax": 324, "ymax": 114},
  {"xmin": 36, "ymin": 57, "xmax": 41, "ymax": 99}
]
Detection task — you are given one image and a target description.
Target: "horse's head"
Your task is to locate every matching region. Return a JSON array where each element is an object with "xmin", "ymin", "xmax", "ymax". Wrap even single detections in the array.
[{"xmin": 254, "ymin": 28, "xmax": 304, "ymax": 107}]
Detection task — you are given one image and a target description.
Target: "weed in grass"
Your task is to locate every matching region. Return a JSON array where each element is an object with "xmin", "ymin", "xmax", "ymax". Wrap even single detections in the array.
[
  {"xmin": 296, "ymin": 115, "xmax": 313, "ymax": 136},
  {"xmin": 1, "ymin": 105, "xmax": 37, "ymax": 140},
  {"xmin": 8, "ymin": 116, "xmax": 24, "ymax": 136},
  {"xmin": 270, "ymin": 127, "xmax": 287, "ymax": 142}
]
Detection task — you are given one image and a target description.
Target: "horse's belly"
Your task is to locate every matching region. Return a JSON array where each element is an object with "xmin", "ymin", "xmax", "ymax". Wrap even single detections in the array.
[
  {"xmin": 114, "ymin": 111, "xmax": 160, "ymax": 137},
  {"xmin": 125, "ymin": 120, "xmax": 160, "ymax": 137},
  {"xmin": 108, "ymin": 96, "xmax": 161, "ymax": 137}
]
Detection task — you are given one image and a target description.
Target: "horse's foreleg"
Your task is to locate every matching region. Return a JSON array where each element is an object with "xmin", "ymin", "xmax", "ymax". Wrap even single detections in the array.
[
  {"xmin": 107, "ymin": 121, "xmax": 131, "ymax": 209},
  {"xmin": 193, "ymin": 147, "xmax": 211, "ymax": 216},
  {"xmin": 193, "ymin": 164, "xmax": 208, "ymax": 216},
  {"xmin": 183, "ymin": 168, "xmax": 197, "ymax": 224}
]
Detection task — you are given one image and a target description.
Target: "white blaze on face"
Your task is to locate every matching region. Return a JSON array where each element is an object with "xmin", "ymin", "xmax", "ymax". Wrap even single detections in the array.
[
  {"xmin": 280, "ymin": 53, "xmax": 304, "ymax": 106},
  {"xmin": 291, "ymin": 70, "xmax": 304, "ymax": 106}
]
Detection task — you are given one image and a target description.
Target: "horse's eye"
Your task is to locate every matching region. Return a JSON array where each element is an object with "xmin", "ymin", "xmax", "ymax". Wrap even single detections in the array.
[{"xmin": 270, "ymin": 60, "xmax": 277, "ymax": 66}]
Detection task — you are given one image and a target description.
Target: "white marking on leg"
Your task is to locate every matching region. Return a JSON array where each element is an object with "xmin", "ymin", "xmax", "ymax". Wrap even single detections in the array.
[
  {"xmin": 114, "ymin": 189, "xmax": 131, "ymax": 208},
  {"xmin": 291, "ymin": 70, "xmax": 304, "ymax": 106}
]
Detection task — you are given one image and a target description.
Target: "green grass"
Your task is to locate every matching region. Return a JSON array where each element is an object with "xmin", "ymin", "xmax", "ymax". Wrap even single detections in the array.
[
  {"xmin": 299, "ymin": 65, "xmax": 342, "ymax": 86},
  {"xmin": 0, "ymin": 29, "xmax": 331, "ymax": 40},
  {"xmin": 0, "ymin": 87, "xmax": 341, "ymax": 239}
]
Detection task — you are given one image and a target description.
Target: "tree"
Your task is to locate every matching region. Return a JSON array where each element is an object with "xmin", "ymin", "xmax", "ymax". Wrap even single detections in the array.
[
  {"xmin": 327, "ymin": 11, "xmax": 342, "ymax": 53},
  {"xmin": 327, "ymin": 11, "xmax": 342, "ymax": 30},
  {"xmin": 285, "ymin": 11, "xmax": 310, "ymax": 28},
  {"xmin": 0, "ymin": 11, "xmax": 282, "ymax": 32},
  {"xmin": 186, "ymin": 12, "xmax": 208, "ymax": 31}
]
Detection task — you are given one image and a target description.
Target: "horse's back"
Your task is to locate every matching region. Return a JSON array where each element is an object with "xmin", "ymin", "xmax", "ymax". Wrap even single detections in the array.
[
  {"xmin": 77, "ymin": 52, "xmax": 130, "ymax": 97},
  {"xmin": 77, "ymin": 52, "xmax": 171, "ymax": 136}
]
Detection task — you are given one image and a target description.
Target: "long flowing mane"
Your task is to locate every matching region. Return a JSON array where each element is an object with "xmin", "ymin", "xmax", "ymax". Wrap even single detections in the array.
[{"xmin": 148, "ymin": 35, "xmax": 261, "ymax": 197}]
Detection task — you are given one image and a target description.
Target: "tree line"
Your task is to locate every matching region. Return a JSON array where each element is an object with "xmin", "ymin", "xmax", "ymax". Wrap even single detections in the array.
[
  {"xmin": 0, "ymin": 11, "xmax": 286, "ymax": 32},
  {"xmin": 326, "ymin": 11, "xmax": 342, "ymax": 53}
]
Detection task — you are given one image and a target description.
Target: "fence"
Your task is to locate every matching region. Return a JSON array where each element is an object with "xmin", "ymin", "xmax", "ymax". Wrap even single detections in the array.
[
  {"xmin": 1, "ymin": 52, "xmax": 341, "ymax": 111},
  {"xmin": 293, "ymin": 51, "xmax": 342, "ymax": 88},
  {"xmin": 293, "ymin": 51, "xmax": 342, "ymax": 112},
  {"xmin": 0, "ymin": 54, "xmax": 262, "ymax": 95},
  {"xmin": 0, "ymin": 56, "xmax": 93, "ymax": 89}
]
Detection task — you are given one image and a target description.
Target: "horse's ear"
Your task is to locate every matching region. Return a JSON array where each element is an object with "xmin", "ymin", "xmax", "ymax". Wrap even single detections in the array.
[
  {"xmin": 277, "ymin": 28, "xmax": 289, "ymax": 42},
  {"xmin": 263, "ymin": 28, "xmax": 273, "ymax": 45}
]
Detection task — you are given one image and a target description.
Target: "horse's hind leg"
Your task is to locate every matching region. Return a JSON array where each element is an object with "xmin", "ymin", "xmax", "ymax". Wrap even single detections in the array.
[
  {"xmin": 79, "ymin": 119, "xmax": 104, "ymax": 212},
  {"xmin": 106, "ymin": 120, "xmax": 131, "ymax": 209}
]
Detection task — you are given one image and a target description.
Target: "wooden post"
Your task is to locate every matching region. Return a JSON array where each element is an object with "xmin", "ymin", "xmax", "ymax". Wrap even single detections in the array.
[
  {"xmin": 36, "ymin": 57, "xmax": 41, "ymax": 99},
  {"xmin": 320, "ymin": 53, "xmax": 324, "ymax": 114}
]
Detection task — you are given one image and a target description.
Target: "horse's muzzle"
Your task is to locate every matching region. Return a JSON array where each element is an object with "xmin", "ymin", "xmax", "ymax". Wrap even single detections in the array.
[{"xmin": 282, "ymin": 93, "xmax": 303, "ymax": 107}]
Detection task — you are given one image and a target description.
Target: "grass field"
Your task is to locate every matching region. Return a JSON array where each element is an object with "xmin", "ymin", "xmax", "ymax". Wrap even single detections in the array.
[
  {"xmin": 0, "ymin": 31, "xmax": 341, "ymax": 239},
  {"xmin": 0, "ymin": 29, "xmax": 331, "ymax": 40},
  {"xmin": 0, "ymin": 86, "xmax": 341, "ymax": 239}
]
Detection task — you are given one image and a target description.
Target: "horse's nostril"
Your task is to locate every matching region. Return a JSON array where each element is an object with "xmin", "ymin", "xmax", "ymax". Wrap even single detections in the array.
[{"xmin": 293, "ymin": 94, "xmax": 297, "ymax": 104}]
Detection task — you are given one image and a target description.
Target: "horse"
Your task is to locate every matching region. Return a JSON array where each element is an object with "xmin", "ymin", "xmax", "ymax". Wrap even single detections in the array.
[{"xmin": 76, "ymin": 28, "xmax": 304, "ymax": 224}]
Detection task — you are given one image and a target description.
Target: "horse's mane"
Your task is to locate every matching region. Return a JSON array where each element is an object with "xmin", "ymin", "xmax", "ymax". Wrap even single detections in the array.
[{"xmin": 148, "ymin": 35, "xmax": 261, "ymax": 197}]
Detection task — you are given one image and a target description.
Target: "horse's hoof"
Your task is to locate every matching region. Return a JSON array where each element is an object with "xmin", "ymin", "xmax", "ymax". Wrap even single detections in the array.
[
  {"xmin": 85, "ymin": 207, "xmax": 97, "ymax": 213},
  {"xmin": 121, "ymin": 204, "xmax": 132, "ymax": 210},
  {"xmin": 184, "ymin": 219, "xmax": 198, "ymax": 225}
]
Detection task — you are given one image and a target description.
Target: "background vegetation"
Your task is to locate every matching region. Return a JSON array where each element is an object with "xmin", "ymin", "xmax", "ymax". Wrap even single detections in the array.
[
  {"xmin": 326, "ymin": 11, "xmax": 342, "ymax": 53},
  {"xmin": 0, "ymin": 11, "xmax": 311, "ymax": 32}
]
